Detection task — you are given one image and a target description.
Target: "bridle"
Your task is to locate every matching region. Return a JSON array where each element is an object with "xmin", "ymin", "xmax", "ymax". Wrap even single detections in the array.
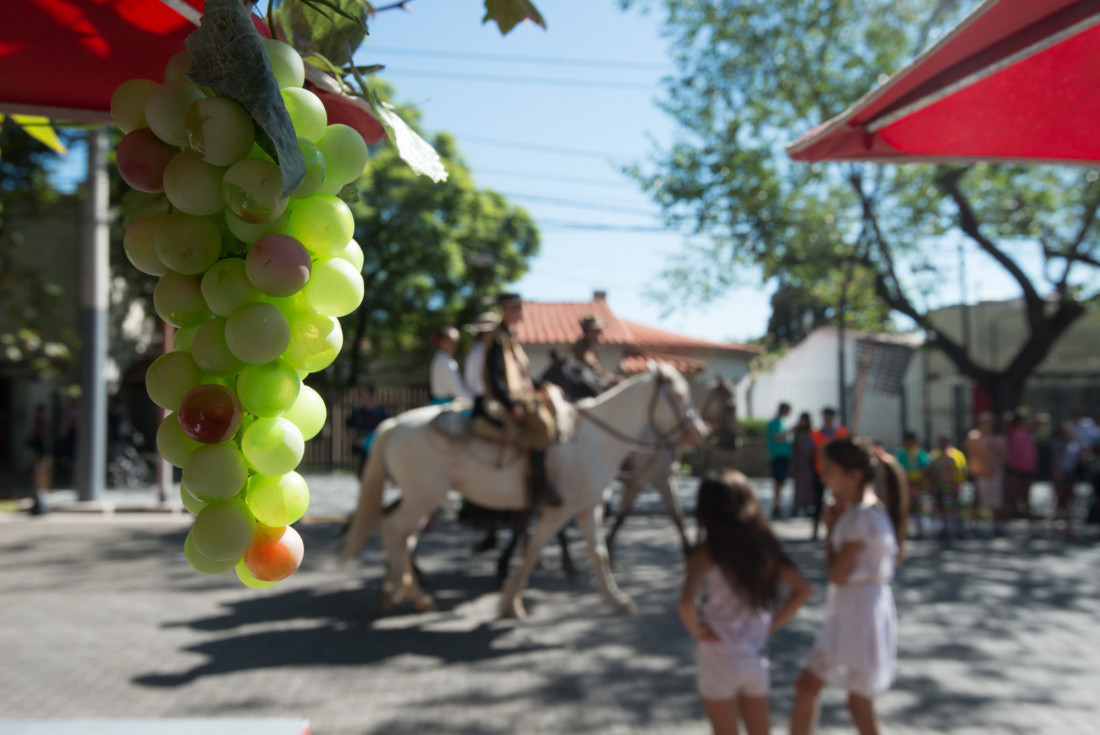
[{"xmin": 575, "ymin": 369, "xmax": 702, "ymax": 454}]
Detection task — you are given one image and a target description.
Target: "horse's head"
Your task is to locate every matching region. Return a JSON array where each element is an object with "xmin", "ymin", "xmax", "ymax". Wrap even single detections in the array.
[
  {"xmin": 694, "ymin": 376, "xmax": 739, "ymax": 445},
  {"xmin": 649, "ymin": 362, "xmax": 709, "ymax": 448}
]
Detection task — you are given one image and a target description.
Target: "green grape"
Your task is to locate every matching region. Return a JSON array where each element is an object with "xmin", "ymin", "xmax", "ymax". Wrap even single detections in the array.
[
  {"xmin": 155, "ymin": 212, "xmax": 222, "ymax": 275},
  {"xmin": 191, "ymin": 318, "xmax": 247, "ymax": 377},
  {"xmin": 162, "ymin": 150, "xmax": 226, "ymax": 216},
  {"xmin": 110, "ymin": 78, "xmax": 158, "ymax": 134},
  {"xmin": 163, "ymin": 48, "xmax": 191, "ymax": 83},
  {"xmin": 261, "ymin": 38, "xmax": 305, "ymax": 89},
  {"xmin": 183, "ymin": 441, "xmax": 249, "ymax": 501},
  {"xmin": 245, "ymin": 233, "xmax": 312, "ymax": 297},
  {"xmin": 225, "ymin": 208, "xmax": 289, "ymax": 245},
  {"xmin": 201, "ymin": 258, "xmax": 263, "ymax": 317},
  {"xmin": 154, "ymin": 270, "xmax": 212, "ymax": 327},
  {"xmin": 243, "ymin": 524, "xmax": 304, "ymax": 582},
  {"xmin": 280, "ymin": 87, "xmax": 327, "ymax": 142},
  {"xmin": 180, "ymin": 484, "xmax": 207, "ymax": 516},
  {"xmin": 268, "ymin": 291, "xmax": 310, "ymax": 320},
  {"xmin": 146, "ymin": 351, "xmax": 204, "ymax": 411},
  {"xmin": 241, "ymin": 417, "xmax": 304, "ymax": 476},
  {"xmin": 222, "ymin": 158, "xmax": 288, "ymax": 224},
  {"xmin": 184, "ymin": 531, "xmax": 238, "ymax": 574},
  {"xmin": 192, "ymin": 499, "xmax": 255, "ymax": 561},
  {"xmin": 285, "ymin": 194, "xmax": 354, "ymax": 256},
  {"xmin": 185, "ymin": 96, "xmax": 255, "ymax": 166},
  {"xmin": 236, "ymin": 359, "xmax": 301, "ymax": 417},
  {"xmin": 224, "ymin": 303, "xmax": 290, "ymax": 364},
  {"xmin": 235, "ymin": 557, "xmax": 280, "ymax": 589},
  {"xmin": 245, "ymin": 471, "xmax": 309, "ymax": 527},
  {"xmin": 293, "ymin": 138, "xmax": 327, "ymax": 199},
  {"xmin": 317, "ymin": 124, "xmax": 369, "ymax": 194},
  {"xmin": 282, "ymin": 384, "xmax": 326, "ymax": 441},
  {"xmin": 145, "ymin": 80, "xmax": 206, "ymax": 147},
  {"xmin": 172, "ymin": 324, "xmax": 199, "ymax": 352},
  {"xmin": 303, "ymin": 257, "xmax": 364, "ymax": 317},
  {"xmin": 157, "ymin": 411, "xmax": 201, "ymax": 467},
  {"xmin": 334, "ymin": 238, "xmax": 364, "ymax": 272},
  {"xmin": 123, "ymin": 215, "xmax": 168, "ymax": 276},
  {"xmin": 285, "ymin": 310, "xmax": 342, "ymax": 373}
]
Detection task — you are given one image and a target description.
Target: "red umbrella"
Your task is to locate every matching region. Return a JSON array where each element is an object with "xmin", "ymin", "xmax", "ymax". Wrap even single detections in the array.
[
  {"xmin": 0, "ymin": 0, "xmax": 384, "ymax": 142},
  {"xmin": 787, "ymin": 0, "xmax": 1100, "ymax": 165}
]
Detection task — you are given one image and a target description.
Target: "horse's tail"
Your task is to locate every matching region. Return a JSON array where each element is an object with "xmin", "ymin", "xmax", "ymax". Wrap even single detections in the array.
[{"xmin": 339, "ymin": 418, "xmax": 394, "ymax": 565}]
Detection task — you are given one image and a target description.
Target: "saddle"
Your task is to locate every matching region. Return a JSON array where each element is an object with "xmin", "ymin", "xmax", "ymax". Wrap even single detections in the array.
[{"xmin": 428, "ymin": 386, "xmax": 575, "ymax": 449}]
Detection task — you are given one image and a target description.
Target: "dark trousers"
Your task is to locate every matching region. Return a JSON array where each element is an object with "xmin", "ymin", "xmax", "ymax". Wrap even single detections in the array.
[{"xmin": 811, "ymin": 473, "xmax": 825, "ymax": 540}]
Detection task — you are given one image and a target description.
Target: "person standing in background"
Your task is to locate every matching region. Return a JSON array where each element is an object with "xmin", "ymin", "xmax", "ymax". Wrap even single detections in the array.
[
  {"xmin": 429, "ymin": 326, "xmax": 472, "ymax": 403},
  {"xmin": 1004, "ymin": 412, "xmax": 1038, "ymax": 528},
  {"xmin": 790, "ymin": 412, "xmax": 817, "ymax": 517},
  {"xmin": 810, "ymin": 407, "xmax": 849, "ymax": 540},
  {"xmin": 965, "ymin": 412, "xmax": 1007, "ymax": 537},
  {"xmin": 766, "ymin": 403, "xmax": 793, "ymax": 520},
  {"xmin": 347, "ymin": 385, "xmax": 388, "ymax": 476}
]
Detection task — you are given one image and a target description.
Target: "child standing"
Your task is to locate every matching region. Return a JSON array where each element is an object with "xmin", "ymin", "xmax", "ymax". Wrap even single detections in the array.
[
  {"xmin": 679, "ymin": 471, "xmax": 812, "ymax": 735},
  {"xmin": 790, "ymin": 437, "xmax": 909, "ymax": 735}
]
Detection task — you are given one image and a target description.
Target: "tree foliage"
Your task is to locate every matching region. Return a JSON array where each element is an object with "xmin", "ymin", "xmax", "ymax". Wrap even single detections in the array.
[{"xmin": 623, "ymin": 0, "xmax": 1100, "ymax": 411}]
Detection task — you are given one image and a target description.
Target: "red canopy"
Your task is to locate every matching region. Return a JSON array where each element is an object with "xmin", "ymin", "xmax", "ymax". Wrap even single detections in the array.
[
  {"xmin": 0, "ymin": 0, "xmax": 384, "ymax": 142},
  {"xmin": 787, "ymin": 0, "xmax": 1100, "ymax": 165}
]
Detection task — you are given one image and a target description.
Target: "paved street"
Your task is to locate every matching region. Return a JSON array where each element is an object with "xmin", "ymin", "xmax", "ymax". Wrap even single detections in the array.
[{"xmin": 1, "ymin": 474, "xmax": 1098, "ymax": 734}]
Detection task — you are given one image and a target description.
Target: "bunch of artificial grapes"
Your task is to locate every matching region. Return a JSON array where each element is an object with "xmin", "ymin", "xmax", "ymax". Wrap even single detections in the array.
[{"xmin": 110, "ymin": 38, "xmax": 368, "ymax": 589}]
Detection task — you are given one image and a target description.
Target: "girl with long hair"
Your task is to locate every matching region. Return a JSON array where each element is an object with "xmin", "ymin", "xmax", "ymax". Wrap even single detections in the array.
[
  {"xmin": 678, "ymin": 471, "xmax": 812, "ymax": 735},
  {"xmin": 790, "ymin": 437, "xmax": 910, "ymax": 735}
]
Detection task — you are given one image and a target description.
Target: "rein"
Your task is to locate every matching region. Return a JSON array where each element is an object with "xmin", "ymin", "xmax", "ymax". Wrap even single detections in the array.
[{"xmin": 575, "ymin": 371, "xmax": 700, "ymax": 454}]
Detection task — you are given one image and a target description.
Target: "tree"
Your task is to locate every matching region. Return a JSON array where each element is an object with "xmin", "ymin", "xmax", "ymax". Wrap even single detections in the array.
[
  {"xmin": 623, "ymin": 0, "xmax": 1100, "ymax": 413},
  {"xmin": 342, "ymin": 129, "xmax": 539, "ymax": 384}
]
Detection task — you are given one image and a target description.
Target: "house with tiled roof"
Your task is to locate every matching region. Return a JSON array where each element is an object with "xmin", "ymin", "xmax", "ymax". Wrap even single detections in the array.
[{"xmin": 516, "ymin": 291, "xmax": 762, "ymax": 384}]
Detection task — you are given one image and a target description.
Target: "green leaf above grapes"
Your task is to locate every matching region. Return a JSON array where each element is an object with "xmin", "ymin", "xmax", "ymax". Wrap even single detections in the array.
[
  {"xmin": 483, "ymin": 0, "xmax": 546, "ymax": 35},
  {"xmin": 367, "ymin": 90, "xmax": 447, "ymax": 183},
  {"xmin": 185, "ymin": 0, "xmax": 305, "ymax": 197},
  {"xmin": 275, "ymin": 0, "xmax": 369, "ymax": 68}
]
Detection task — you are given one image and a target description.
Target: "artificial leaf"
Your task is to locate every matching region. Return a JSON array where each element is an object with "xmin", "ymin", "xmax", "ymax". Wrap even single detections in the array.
[
  {"xmin": 483, "ymin": 0, "xmax": 546, "ymax": 35},
  {"xmin": 275, "ymin": 0, "xmax": 368, "ymax": 68},
  {"xmin": 11, "ymin": 115, "xmax": 67, "ymax": 154},
  {"xmin": 185, "ymin": 0, "xmax": 304, "ymax": 196},
  {"xmin": 368, "ymin": 90, "xmax": 447, "ymax": 183}
]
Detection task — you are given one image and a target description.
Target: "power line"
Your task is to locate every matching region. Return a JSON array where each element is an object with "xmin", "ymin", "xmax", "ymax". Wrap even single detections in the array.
[
  {"xmin": 361, "ymin": 45, "xmax": 668, "ymax": 71},
  {"xmin": 502, "ymin": 192, "xmax": 657, "ymax": 216},
  {"xmin": 455, "ymin": 134, "xmax": 632, "ymax": 160},
  {"xmin": 475, "ymin": 166, "xmax": 629, "ymax": 188},
  {"xmin": 536, "ymin": 220, "xmax": 678, "ymax": 233},
  {"xmin": 381, "ymin": 68, "xmax": 657, "ymax": 91}
]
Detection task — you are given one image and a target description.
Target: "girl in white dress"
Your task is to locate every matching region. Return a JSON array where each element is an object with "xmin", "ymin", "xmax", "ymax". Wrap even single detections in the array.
[
  {"xmin": 790, "ymin": 437, "xmax": 909, "ymax": 735},
  {"xmin": 679, "ymin": 471, "xmax": 812, "ymax": 735}
]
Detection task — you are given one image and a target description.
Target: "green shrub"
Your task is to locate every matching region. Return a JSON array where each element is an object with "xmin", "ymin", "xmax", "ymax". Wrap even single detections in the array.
[{"xmin": 739, "ymin": 418, "xmax": 767, "ymax": 438}]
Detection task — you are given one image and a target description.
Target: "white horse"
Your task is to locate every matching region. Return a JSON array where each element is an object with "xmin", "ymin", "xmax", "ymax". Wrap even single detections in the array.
[{"xmin": 340, "ymin": 363, "xmax": 708, "ymax": 618}]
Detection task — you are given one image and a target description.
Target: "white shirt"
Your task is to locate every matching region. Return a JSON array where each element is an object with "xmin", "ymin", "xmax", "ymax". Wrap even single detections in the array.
[
  {"xmin": 430, "ymin": 349, "xmax": 471, "ymax": 400},
  {"xmin": 464, "ymin": 341, "xmax": 487, "ymax": 397}
]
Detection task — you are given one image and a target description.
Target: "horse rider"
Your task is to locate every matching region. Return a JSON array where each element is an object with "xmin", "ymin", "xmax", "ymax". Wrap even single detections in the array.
[
  {"xmin": 571, "ymin": 315, "xmax": 618, "ymax": 394},
  {"xmin": 481, "ymin": 292, "xmax": 563, "ymax": 507},
  {"xmin": 463, "ymin": 311, "xmax": 501, "ymax": 410},
  {"xmin": 429, "ymin": 325, "xmax": 472, "ymax": 404}
]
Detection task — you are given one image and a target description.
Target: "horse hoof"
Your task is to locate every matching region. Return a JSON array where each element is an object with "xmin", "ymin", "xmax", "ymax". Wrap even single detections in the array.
[
  {"xmin": 414, "ymin": 595, "xmax": 437, "ymax": 613},
  {"xmin": 499, "ymin": 599, "xmax": 527, "ymax": 620},
  {"xmin": 380, "ymin": 595, "xmax": 395, "ymax": 612},
  {"xmin": 612, "ymin": 597, "xmax": 636, "ymax": 616}
]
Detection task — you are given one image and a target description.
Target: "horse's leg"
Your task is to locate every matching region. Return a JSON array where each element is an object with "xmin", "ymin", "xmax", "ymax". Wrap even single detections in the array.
[
  {"xmin": 656, "ymin": 469, "xmax": 692, "ymax": 555},
  {"xmin": 498, "ymin": 506, "xmax": 572, "ymax": 620},
  {"xmin": 575, "ymin": 503, "xmax": 635, "ymax": 615},
  {"xmin": 557, "ymin": 526, "xmax": 580, "ymax": 586},
  {"xmin": 380, "ymin": 493, "xmax": 440, "ymax": 613},
  {"xmin": 495, "ymin": 511, "xmax": 528, "ymax": 589},
  {"xmin": 605, "ymin": 471, "xmax": 643, "ymax": 561}
]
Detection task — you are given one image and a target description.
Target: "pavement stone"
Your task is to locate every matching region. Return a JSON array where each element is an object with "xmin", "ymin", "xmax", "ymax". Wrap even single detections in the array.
[{"xmin": 1, "ymin": 474, "xmax": 1098, "ymax": 734}]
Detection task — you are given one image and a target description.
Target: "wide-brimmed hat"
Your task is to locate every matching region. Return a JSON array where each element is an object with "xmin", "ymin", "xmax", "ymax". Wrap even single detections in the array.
[
  {"xmin": 579, "ymin": 315, "xmax": 605, "ymax": 331},
  {"xmin": 496, "ymin": 292, "xmax": 522, "ymax": 307},
  {"xmin": 464, "ymin": 312, "xmax": 502, "ymax": 334}
]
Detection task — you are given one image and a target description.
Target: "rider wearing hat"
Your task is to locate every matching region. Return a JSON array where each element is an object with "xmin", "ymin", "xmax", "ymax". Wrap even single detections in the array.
[
  {"xmin": 572, "ymin": 315, "xmax": 616, "ymax": 393},
  {"xmin": 482, "ymin": 293, "xmax": 563, "ymax": 507}
]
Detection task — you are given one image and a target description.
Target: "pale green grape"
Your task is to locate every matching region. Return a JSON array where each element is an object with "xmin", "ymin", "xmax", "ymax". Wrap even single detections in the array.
[
  {"xmin": 146, "ymin": 351, "xmax": 204, "ymax": 411},
  {"xmin": 180, "ymin": 484, "xmax": 207, "ymax": 516},
  {"xmin": 154, "ymin": 270, "xmax": 212, "ymax": 327},
  {"xmin": 201, "ymin": 258, "xmax": 263, "ymax": 317},
  {"xmin": 334, "ymin": 238, "xmax": 364, "ymax": 272},
  {"xmin": 110, "ymin": 78, "xmax": 158, "ymax": 134},
  {"xmin": 145, "ymin": 80, "xmax": 206, "ymax": 147},
  {"xmin": 183, "ymin": 441, "xmax": 249, "ymax": 501},
  {"xmin": 184, "ymin": 531, "xmax": 238, "ymax": 574},
  {"xmin": 241, "ymin": 417, "xmax": 304, "ymax": 476},
  {"xmin": 162, "ymin": 150, "xmax": 226, "ymax": 216},
  {"xmin": 185, "ymin": 96, "xmax": 255, "ymax": 166},
  {"xmin": 303, "ymin": 257, "xmax": 364, "ymax": 317},
  {"xmin": 163, "ymin": 48, "xmax": 191, "ymax": 83},
  {"xmin": 285, "ymin": 310, "xmax": 342, "ymax": 373},
  {"xmin": 245, "ymin": 233, "xmax": 312, "ymax": 297},
  {"xmin": 293, "ymin": 138, "xmax": 327, "ymax": 199},
  {"xmin": 173, "ymin": 324, "xmax": 199, "ymax": 352},
  {"xmin": 285, "ymin": 194, "xmax": 354, "ymax": 256},
  {"xmin": 235, "ymin": 557, "xmax": 280, "ymax": 589},
  {"xmin": 261, "ymin": 38, "xmax": 305, "ymax": 89},
  {"xmin": 123, "ymin": 215, "xmax": 168, "ymax": 276},
  {"xmin": 268, "ymin": 292, "xmax": 309, "ymax": 321},
  {"xmin": 225, "ymin": 208, "xmax": 289, "ymax": 245},
  {"xmin": 317, "ymin": 124, "xmax": 369, "ymax": 194},
  {"xmin": 155, "ymin": 212, "xmax": 222, "ymax": 274},
  {"xmin": 282, "ymin": 384, "xmax": 326, "ymax": 441},
  {"xmin": 191, "ymin": 318, "xmax": 246, "ymax": 377},
  {"xmin": 245, "ymin": 471, "xmax": 309, "ymax": 527},
  {"xmin": 222, "ymin": 158, "xmax": 288, "ymax": 224},
  {"xmin": 224, "ymin": 302, "xmax": 290, "ymax": 364},
  {"xmin": 280, "ymin": 87, "xmax": 327, "ymax": 142},
  {"xmin": 192, "ymin": 499, "xmax": 255, "ymax": 561},
  {"xmin": 157, "ymin": 411, "xmax": 201, "ymax": 467},
  {"xmin": 236, "ymin": 359, "xmax": 301, "ymax": 417}
]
